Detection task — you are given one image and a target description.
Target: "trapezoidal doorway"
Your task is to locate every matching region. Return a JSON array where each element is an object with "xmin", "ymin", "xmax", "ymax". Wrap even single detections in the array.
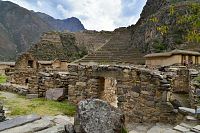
[{"xmin": 99, "ymin": 77, "xmax": 118, "ymax": 107}]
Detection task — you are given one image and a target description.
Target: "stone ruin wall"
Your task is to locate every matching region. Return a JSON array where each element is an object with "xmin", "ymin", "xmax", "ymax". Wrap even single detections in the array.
[
  {"xmin": 172, "ymin": 69, "xmax": 190, "ymax": 93},
  {"xmin": 5, "ymin": 64, "xmax": 193, "ymax": 124},
  {"xmin": 35, "ymin": 64, "xmax": 183, "ymax": 123}
]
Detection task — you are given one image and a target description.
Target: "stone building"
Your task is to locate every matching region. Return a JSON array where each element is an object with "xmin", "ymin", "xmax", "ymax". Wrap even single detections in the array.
[
  {"xmin": 38, "ymin": 59, "xmax": 68, "ymax": 70},
  {"xmin": 145, "ymin": 50, "xmax": 200, "ymax": 66},
  {"xmin": 7, "ymin": 53, "xmax": 68, "ymax": 93},
  {"xmin": 0, "ymin": 62, "xmax": 15, "ymax": 75}
]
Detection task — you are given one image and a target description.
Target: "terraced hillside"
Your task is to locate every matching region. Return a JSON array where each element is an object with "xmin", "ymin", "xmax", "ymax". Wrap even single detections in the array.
[
  {"xmin": 29, "ymin": 31, "xmax": 113, "ymax": 61},
  {"xmin": 79, "ymin": 28, "xmax": 145, "ymax": 64}
]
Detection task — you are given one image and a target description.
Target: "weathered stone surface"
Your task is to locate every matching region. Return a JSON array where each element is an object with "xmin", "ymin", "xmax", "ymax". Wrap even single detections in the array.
[
  {"xmin": 0, "ymin": 114, "xmax": 41, "ymax": 131},
  {"xmin": 192, "ymin": 125, "xmax": 200, "ymax": 133},
  {"xmin": 148, "ymin": 125, "xmax": 179, "ymax": 133},
  {"xmin": 174, "ymin": 125, "xmax": 190, "ymax": 132},
  {"xmin": 74, "ymin": 99, "xmax": 125, "ymax": 133},
  {"xmin": 45, "ymin": 88, "xmax": 66, "ymax": 101},
  {"xmin": 36, "ymin": 125, "xmax": 66, "ymax": 133},
  {"xmin": 178, "ymin": 107, "xmax": 196, "ymax": 114},
  {"xmin": 54, "ymin": 115, "xmax": 74, "ymax": 125},
  {"xmin": 1, "ymin": 119, "xmax": 53, "ymax": 133}
]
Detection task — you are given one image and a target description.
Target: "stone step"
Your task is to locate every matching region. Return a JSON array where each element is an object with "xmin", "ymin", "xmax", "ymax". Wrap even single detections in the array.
[
  {"xmin": 174, "ymin": 125, "xmax": 191, "ymax": 132},
  {"xmin": 35, "ymin": 125, "xmax": 66, "ymax": 133},
  {"xmin": 1, "ymin": 119, "xmax": 53, "ymax": 133},
  {"xmin": 0, "ymin": 115, "xmax": 41, "ymax": 131},
  {"xmin": 191, "ymin": 125, "xmax": 200, "ymax": 133}
]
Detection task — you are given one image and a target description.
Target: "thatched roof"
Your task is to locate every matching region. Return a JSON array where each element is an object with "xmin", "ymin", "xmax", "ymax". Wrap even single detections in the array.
[{"xmin": 144, "ymin": 50, "xmax": 200, "ymax": 58}]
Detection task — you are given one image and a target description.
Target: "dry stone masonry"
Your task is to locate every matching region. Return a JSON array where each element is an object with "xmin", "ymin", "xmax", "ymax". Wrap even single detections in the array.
[
  {"xmin": 35, "ymin": 64, "xmax": 185, "ymax": 123},
  {"xmin": 6, "ymin": 63, "xmax": 197, "ymax": 124}
]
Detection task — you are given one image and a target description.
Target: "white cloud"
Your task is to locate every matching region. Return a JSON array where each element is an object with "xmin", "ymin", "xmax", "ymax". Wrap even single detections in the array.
[
  {"xmin": 2, "ymin": 0, "xmax": 147, "ymax": 31},
  {"xmin": 65, "ymin": 0, "xmax": 122, "ymax": 31}
]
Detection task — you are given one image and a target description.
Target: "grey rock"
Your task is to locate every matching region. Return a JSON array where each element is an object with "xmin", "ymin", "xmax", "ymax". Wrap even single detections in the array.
[
  {"xmin": 36, "ymin": 125, "xmax": 66, "ymax": 133},
  {"xmin": 174, "ymin": 125, "xmax": 190, "ymax": 132},
  {"xmin": 45, "ymin": 88, "xmax": 66, "ymax": 101},
  {"xmin": 148, "ymin": 125, "xmax": 179, "ymax": 133},
  {"xmin": 74, "ymin": 99, "xmax": 125, "ymax": 133},
  {"xmin": 160, "ymin": 79, "xmax": 169, "ymax": 84},
  {"xmin": 1, "ymin": 118, "xmax": 53, "ymax": 133},
  {"xmin": 0, "ymin": 114, "xmax": 41, "ymax": 131},
  {"xmin": 191, "ymin": 125, "xmax": 200, "ymax": 133},
  {"xmin": 76, "ymin": 82, "xmax": 86, "ymax": 87},
  {"xmin": 178, "ymin": 107, "xmax": 196, "ymax": 114},
  {"xmin": 54, "ymin": 115, "xmax": 74, "ymax": 125},
  {"xmin": 196, "ymin": 89, "xmax": 200, "ymax": 96},
  {"xmin": 65, "ymin": 124, "xmax": 75, "ymax": 133}
]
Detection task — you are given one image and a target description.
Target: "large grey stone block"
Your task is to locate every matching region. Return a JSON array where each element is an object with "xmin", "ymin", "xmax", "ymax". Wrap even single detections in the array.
[
  {"xmin": 1, "ymin": 119, "xmax": 53, "ymax": 133},
  {"xmin": 45, "ymin": 88, "xmax": 66, "ymax": 101},
  {"xmin": 0, "ymin": 114, "xmax": 41, "ymax": 131},
  {"xmin": 74, "ymin": 99, "xmax": 125, "ymax": 133}
]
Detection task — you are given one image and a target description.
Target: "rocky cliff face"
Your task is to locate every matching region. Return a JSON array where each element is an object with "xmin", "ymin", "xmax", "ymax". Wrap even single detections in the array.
[
  {"xmin": 0, "ymin": 1, "xmax": 85, "ymax": 61},
  {"xmin": 130, "ymin": 0, "xmax": 200, "ymax": 54}
]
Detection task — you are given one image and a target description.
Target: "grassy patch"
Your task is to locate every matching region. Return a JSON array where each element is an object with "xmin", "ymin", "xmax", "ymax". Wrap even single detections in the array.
[
  {"xmin": 1, "ymin": 92, "xmax": 76, "ymax": 117},
  {"xmin": 0, "ymin": 75, "xmax": 7, "ymax": 84}
]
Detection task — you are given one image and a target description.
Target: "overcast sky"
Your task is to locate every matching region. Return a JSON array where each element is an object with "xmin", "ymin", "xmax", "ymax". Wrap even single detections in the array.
[{"xmin": 3, "ymin": 0, "xmax": 147, "ymax": 31}]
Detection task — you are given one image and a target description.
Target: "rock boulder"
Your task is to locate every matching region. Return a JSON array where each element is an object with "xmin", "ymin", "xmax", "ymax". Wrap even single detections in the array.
[
  {"xmin": 74, "ymin": 99, "xmax": 125, "ymax": 133},
  {"xmin": 45, "ymin": 88, "xmax": 66, "ymax": 101}
]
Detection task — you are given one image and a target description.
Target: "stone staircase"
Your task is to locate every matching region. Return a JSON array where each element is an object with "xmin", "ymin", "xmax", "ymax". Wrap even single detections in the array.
[
  {"xmin": 173, "ymin": 107, "xmax": 200, "ymax": 133},
  {"xmin": 77, "ymin": 29, "xmax": 145, "ymax": 64}
]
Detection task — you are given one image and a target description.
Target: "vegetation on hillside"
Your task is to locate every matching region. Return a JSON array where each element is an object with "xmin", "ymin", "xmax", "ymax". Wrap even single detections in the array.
[{"xmin": 144, "ymin": 1, "xmax": 200, "ymax": 53}]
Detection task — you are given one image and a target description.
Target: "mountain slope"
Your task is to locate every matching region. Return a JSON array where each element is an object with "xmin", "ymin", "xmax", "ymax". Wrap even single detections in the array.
[
  {"xmin": 0, "ymin": 1, "xmax": 85, "ymax": 61},
  {"xmin": 130, "ymin": 0, "xmax": 200, "ymax": 54},
  {"xmin": 35, "ymin": 12, "xmax": 85, "ymax": 32}
]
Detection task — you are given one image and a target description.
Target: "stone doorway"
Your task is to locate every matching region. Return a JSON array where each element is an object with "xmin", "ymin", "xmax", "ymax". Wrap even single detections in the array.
[{"xmin": 99, "ymin": 77, "xmax": 118, "ymax": 107}]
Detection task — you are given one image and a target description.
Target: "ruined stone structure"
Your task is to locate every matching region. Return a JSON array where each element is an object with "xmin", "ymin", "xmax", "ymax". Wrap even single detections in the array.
[
  {"xmin": 172, "ymin": 68, "xmax": 190, "ymax": 93},
  {"xmin": 0, "ymin": 62, "xmax": 15, "ymax": 75},
  {"xmin": 6, "ymin": 52, "xmax": 68, "ymax": 95},
  {"xmin": 6, "ymin": 57, "xmax": 197, "ymax": 124},
  {"xmin": 33, "ymin": 64, "xmax": 184, "ymax": 124}
]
